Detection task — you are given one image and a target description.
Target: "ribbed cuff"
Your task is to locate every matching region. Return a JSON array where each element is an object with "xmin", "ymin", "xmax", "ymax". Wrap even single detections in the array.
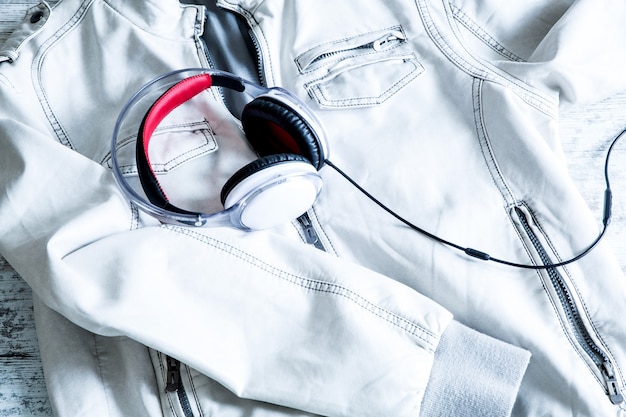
[{"xmin": 420, "ymin": 321, "xmax": 531, "ymax": 417}]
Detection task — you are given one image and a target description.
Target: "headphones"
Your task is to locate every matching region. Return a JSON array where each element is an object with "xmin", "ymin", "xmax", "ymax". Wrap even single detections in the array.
[
  {"xmin": 113, "ymin": 69, "xmax": 624, "ymax": 270},
  {"xmin": 111, "ymin": 68, "xmax": 328, "ymax": 229}
]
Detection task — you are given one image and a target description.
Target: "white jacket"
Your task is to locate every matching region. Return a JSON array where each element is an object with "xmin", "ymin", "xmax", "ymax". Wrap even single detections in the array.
[{"xmin": 0, "ymin": 0, "xmax": 625, "ymax": 416}]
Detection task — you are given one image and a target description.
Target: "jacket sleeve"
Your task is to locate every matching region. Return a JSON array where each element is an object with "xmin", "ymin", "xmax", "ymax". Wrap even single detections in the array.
[
  {"xmin": 0, "ymin": 113, "xmax": 529, "ymax": 416},
  {"xmin": 498, "ymin": 0, "xmax": 626, "ymax": 109}
]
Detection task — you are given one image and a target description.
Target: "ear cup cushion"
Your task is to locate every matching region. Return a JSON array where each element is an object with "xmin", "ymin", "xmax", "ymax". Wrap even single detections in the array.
[
  {"xmin": 241, "ymin": 97, "xmax": 325, "ymax": 170},
  {"xmin": 220, "ymin": 153, "xmax": 312, "ymax": 205}
]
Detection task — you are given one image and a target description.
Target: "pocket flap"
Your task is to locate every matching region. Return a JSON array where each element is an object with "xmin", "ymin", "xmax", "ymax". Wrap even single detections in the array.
[{"xmin": 104, "ymin": 120, "xmax": 218, "ymax": 175}]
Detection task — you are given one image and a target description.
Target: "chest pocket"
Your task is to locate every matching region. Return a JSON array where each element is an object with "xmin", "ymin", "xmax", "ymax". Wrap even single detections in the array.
[
  {"xmin": 103, "ymin": 120, "xmax": 218, "ymax": 175},
  {"xmin": 296, "ymin": 26, "xmax": 424, "ymax": 109}
]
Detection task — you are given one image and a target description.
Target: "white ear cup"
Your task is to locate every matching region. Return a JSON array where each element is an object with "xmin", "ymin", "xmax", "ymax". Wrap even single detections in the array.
[{"xmin": 223, "ymin": 160, "xmax": 322, "ymax": 229}]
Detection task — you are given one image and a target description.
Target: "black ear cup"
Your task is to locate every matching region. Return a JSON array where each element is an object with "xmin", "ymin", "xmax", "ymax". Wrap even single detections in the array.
[
  {"xmin": 241, "ymin": 96, "xmax": 325, "ymax": 170},
  {"xmin": 220, "ymin": 153, "xmax": 311, "ymax": 205}
]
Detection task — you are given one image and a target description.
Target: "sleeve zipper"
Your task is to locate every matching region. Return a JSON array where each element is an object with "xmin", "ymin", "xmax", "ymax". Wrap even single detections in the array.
[
  {"xmin": 296, "ymin": 212, "xmax": 326, "ymax": 251},
  {"xmin": 515, "ymin": 207, "xmax": 623, "ymax": 405},
  {"xmin": 165, "ymin": 356, "xmax": 196, "ymax": 417}
]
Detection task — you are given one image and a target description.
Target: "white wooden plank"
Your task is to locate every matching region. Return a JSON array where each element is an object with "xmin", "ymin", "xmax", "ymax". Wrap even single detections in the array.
[
  {"xmin": 561, "ymin": 92, "xmax": 626, "ymax": 273},
  {"xmin": 0, "ymin": 256, "xmax": 52, "ymax": 417},
  {"xmin": 0, "ymin": 2, "xmax": 37, "ymax": 42},
  {"xmin": 0, "ymin": 3, "xmax": 54, "ymax": 415}
]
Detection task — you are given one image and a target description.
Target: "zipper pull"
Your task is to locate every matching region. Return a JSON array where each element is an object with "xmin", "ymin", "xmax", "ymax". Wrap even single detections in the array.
[
  {"xmin": 297, "ymin": 213, "xmax": 319, "ymax": 245},
  {"xmin": 372, "ymin": 30, "xmax": 406, "ymax": 51},
  {"xmin": 165, "ymin": 356, "xmax": 181, "ymax": 393},
  {"xmin": 602, "ymin": 361, "xmax": 624, "ymax": 404}
]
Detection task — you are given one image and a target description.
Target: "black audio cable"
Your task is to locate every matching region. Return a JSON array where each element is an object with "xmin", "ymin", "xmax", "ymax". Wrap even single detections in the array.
[{"xmin": 324, "ymin": 128, "xmax": 626, "ymax": 270}]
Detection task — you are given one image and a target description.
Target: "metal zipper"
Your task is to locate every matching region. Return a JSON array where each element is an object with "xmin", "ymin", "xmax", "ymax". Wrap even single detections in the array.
[
  {"xmin": 296, "ymin": 212, "xmax": 326, "ymax": 251},
  {"xmin": 198, "ymin": 12, "xmax": 229, "ymax": 108},
  {"xmin": 515, "ymin": 207, "xmax": 623, "ymax": 404},
  {"xmin": 200, "ymin": 10, "xmax": 215, "ymax": 69},
  {"xmin": 307, "ymin": 30, "xmax": 407, "ymax": 68},
  {"xmin": 165, "ymin": 356, "xmax": 196, "ymax": 417},
  {"xmin": 246, "ymin": 27, "xmax": 267, "ymax": 87}
]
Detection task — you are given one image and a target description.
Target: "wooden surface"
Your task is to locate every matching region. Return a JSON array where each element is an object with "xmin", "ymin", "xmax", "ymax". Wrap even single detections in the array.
[
  {"xmin": 0, "ymin": 1, "xmax": 626, "ymax": 416},
  {"xmin": 1, "ymin": 4, "xmax": 54, "ymax": 417},
  {"xmin": 561, "ymin": 96, "xmax": 626, "ymax": 266},
  {"xmin": 0, "ymin": 258, "xmax": 51, "ymax": 417}
]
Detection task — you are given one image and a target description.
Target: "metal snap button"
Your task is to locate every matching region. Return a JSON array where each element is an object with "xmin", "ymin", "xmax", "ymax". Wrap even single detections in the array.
[{"xmin": 30, "ymin": 10, "xmax": 45, "ymax": 24}]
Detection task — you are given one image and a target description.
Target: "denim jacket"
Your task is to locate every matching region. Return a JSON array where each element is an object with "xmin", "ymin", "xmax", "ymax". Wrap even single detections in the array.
[{"xmin": 1, "ymin": 0, "xmax": 625, "ymax": 416}]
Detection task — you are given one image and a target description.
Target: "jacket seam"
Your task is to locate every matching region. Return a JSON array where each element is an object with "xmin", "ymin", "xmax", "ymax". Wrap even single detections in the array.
[
  {"xmin": 449, "ymin": 4, "xmax": 525, "ymax": 63},
  {"xmin": 130, "ymin": 204, "xmax": 140, "ymax": 230},
  {"xmin": 93, "ymin": 334, "xmax": 115, "ymax": 417},
  {"xmin": 33, "ymin": 0, "xmax": 199, "ymax": 152},
  {"xmin": 472, "ymin": 78, "xmax": 517, "ymax": 204},
  {"xmin": 304, "ymin": 54, "xmax": 423, "ymax": 108},
  {"xmin": 184, "ymin": 365, "xmax": 204, "ymax": 417},
  {"xmin": 310, "ymin": 205, "xmax": 338, "ymax": 256},
  {"xmin": 101, "ymin": 0, "xmax": 201, "ymax": 42},
  {"xmin": 31, "ymin": 0, "xmax": 97, "ymax": 150},
  {"xmin": 439, "ymin": 0, "xmax": 555, "ymax": 116},
  {"xmin": 162, "ymin": 225, "xmax": 439, "ymax": 352},
  {"xmin": 415, "ymin": 0, "xmax": 557, "ymax": 118}
]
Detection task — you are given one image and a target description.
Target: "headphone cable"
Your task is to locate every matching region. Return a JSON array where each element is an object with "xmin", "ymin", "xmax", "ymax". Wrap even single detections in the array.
[{"xmin": 323, "ymin": 128, "xmax": 626, "ymax": 270}]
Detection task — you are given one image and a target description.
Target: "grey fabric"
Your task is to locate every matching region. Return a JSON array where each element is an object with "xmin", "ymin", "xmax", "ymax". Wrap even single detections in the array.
[
  {"xmin": 191, "ymin": 0, "xmax": 261, "ymax": 113},
  {"xmin": 420, "ymin": 321, "xmax": 531, "ymax": 417}
]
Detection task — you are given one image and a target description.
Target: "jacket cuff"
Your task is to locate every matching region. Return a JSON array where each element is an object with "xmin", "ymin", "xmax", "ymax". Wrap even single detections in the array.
[{"xmin": 420, "ymin": 320, "xmax": 530, "ymax": 417}]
